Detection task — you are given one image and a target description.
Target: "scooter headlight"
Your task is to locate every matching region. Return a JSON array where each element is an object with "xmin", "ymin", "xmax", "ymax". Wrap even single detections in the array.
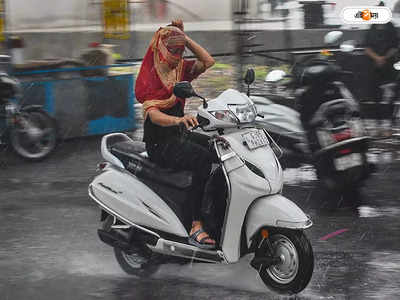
[
  {"xmin": 228, "ymin": 102, "xmax": 257, "ymax": 123},
  {"xmin": 210, "ymin": 110, "xmax": 239, "ymax": 124}
]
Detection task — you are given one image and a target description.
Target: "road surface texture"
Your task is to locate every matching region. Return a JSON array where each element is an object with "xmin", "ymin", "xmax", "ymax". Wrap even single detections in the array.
[{"xmin": 1, "ymin": 114, "xmax": 400, "ymax": 299}]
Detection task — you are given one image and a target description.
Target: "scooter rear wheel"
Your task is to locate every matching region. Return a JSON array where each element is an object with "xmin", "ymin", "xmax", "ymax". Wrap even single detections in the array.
[
  {"xmin": 114, "ymin": 246, "xmax": 162, "ymax": 277},
  {"xmin": 102, "ymin": 215, "xmax": 163, "ymax": 277},
  {"xmin": 258, "ymin": 230, "xmax": 314, "ymax": 295}
]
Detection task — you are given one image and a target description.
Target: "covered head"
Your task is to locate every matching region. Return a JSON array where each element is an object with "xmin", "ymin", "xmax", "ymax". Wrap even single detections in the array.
[
  {"xmin": 140, "ymin": 25, "xmax": 186, "ymax": 84},
  {"xmin": 135, "ymin": 25, "xmax": 197, "ymax": 117},
  {"xmin": 156, "ymin": 26, "xmax": 186, "ymax": 69}
]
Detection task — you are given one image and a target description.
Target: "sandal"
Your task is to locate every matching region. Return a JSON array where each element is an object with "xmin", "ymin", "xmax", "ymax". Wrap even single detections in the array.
[{"xmin": 188, "ymin": 228, "xmax": 216, "ymax": 250}]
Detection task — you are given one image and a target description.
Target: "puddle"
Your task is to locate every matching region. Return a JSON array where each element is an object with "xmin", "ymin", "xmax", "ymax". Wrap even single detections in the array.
[
  {"xmin": 283, "ymin": 164, "xmax": 317, "ymax": 186},
  {"xmin": 283, "ymin": 146, "xmax": 400, "ymax": 187},
  {"xmin": 358, "ymin": 206, "xmax": 400, "ymax": 218}
]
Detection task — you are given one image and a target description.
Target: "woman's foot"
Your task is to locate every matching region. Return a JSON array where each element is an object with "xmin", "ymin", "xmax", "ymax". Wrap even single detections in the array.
[{"xmin": 188, "ymin": 221, "xmax": 216, "ymax": 249}]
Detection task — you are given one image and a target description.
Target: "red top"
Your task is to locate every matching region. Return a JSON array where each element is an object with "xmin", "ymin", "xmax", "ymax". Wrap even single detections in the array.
[{"xmin": 134, "ymin": 26, "xmax": 199, "ymax": 116}]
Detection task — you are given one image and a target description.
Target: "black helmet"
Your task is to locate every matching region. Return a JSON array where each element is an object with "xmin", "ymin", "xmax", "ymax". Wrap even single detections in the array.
[{"xmin": 0, "ymin": 73, "xmax": 20, "ymax": 99}]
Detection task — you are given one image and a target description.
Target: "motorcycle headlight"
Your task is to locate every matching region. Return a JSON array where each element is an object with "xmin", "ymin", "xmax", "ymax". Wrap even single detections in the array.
[
  {"xmin": 228, "ymin": 103, "xmax": 257, "ymax": 123},
  {"xmin": 210, "ymin": 110, "xmax": 239, "ymax": 124}
]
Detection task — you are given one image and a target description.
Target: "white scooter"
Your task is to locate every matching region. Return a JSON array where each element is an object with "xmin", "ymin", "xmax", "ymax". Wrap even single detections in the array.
[{"xmin": 88, "ymin": 72, "xmax": 314, "ymax": 295}]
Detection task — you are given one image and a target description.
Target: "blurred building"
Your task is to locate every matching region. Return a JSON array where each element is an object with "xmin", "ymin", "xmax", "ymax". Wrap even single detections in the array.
[{"xmin": 6, "ymin": 0, "xmax": 232, "ymax": 31}]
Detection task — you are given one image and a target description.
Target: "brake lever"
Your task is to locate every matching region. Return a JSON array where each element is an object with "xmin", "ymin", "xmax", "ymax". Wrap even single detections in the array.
[
  {"xmin": 189, "ymin": 124, "xmax": 200, "ymax": 132},
  {"xmin": 179, "ymin": 122, "xmax": 200, "ymax": 139}
]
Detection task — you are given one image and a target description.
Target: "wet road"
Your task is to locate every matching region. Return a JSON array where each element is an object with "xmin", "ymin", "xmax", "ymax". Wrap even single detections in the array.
[{"xmin": 1, "ymin": 130, "xmax": 400, "ymax": 299}]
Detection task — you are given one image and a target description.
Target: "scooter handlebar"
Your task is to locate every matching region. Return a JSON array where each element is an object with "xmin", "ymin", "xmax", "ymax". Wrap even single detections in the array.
[{"xmin": 178, "ymin": 115, "xmax": 210, "ymax": 134}]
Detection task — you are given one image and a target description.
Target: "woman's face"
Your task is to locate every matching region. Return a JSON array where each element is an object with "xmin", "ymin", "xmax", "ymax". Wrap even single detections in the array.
[
  {"xmin": 167, "ymin": 45, "xmax": 184, "ymax": 56},
  {"xmin": 159, "ymin": 28, "xmax": 186, "ymax": 69},
  {"xmin": 159, "ymin": 45, "xmax": 184, "ymax": 69}
]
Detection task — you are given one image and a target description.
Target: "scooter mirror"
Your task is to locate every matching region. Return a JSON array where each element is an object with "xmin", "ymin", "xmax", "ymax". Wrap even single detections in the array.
[
  {"xmin": 265, "ymin": 70, "xmax": 286, "ymax": 83},
  {"xmin": 244, "ymin": 68, "xmax": 255, "ymax": 85},
  {"xmin": 340, "ymin": 40, "xmax": 356, "ymax": 53},
  {"xmin": 173, "ymin": 81, "xmax": 208, "ymax": 108},
  {"xmin": 324, "ymin": 31, "xmax": 343, "ymax": 45},
  {"xmin": 173, "ymin": 81, "xmax": 197, "ymax": 99},
  {"xmin": 394, "ymin": 61, "xmax": 400, "ymax": 70}
]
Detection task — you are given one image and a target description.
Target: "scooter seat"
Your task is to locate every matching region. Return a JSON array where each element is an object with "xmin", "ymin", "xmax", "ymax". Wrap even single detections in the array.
[
  {"xmin": 309, "ymin": 98, "xmax": 359, "ymax": 127},
  {"xmin": 110, "ymin": 141, "xmax": 193, "ymax": 190}
]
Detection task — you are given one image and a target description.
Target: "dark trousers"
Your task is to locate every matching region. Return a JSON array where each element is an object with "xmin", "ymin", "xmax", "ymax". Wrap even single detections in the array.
[
  {"xmin": 371, "ymin": 64, "xmax": 397, "ymax": 122},
  {"xmin": 146, "ymin": 132, "xmax": 218, "ymax": 221}
]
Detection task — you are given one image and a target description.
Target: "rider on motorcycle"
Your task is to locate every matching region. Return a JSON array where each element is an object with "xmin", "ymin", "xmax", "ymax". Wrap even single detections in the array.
[
  {"xmin": 135, "ymin": 19, "xmax": 217, "ymax": 249},
  {"xmin": 293, "ymin": 56, "xmax": 345, "ymax": 151}
]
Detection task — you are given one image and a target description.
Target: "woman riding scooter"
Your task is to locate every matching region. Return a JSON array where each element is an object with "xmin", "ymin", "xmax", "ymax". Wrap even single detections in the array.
[{"xmin": 135, "ymin": 19, "xmax": 217, "ymax": 249}]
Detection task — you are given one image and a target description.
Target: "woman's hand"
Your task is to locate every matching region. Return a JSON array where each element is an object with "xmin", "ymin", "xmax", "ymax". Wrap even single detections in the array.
[
  {"xmin": 171, "ymin": 18, "xmax": 184, "ymax": 32},
  {"xmin": 177, "ymin": 114, "xmax": 199, "ymax": 129}
]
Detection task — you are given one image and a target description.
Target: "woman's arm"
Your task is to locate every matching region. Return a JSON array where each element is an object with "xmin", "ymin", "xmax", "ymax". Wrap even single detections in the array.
[
  {"xmin": 365, "ymin": 47, "xmax": 380, "ymax": 61},
  {"xmin": 365, "ymin": 47, "xmax": 385, "ymax": 66},
  {"xmin": 170, "ymin": 19, "xmax": 215, "ymax": 75},
  {"xmin": 185, "ymin": 36, "xmax": 215, "ymax": 72},
  {"xmin": 148, "ymin": 108, "xmax": 199, "ymax": 129}
]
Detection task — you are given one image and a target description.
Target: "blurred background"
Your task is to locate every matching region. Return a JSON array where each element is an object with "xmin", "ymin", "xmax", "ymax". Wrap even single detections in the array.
[{"xmin": 2, "ymin": 1, "xmax": 400, "ymax": 300}]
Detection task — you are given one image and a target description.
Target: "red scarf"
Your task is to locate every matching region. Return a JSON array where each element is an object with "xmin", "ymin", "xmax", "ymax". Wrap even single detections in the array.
[{"xmin": 135, "ymin": 26, "xmax": 186, "ymax": 118}]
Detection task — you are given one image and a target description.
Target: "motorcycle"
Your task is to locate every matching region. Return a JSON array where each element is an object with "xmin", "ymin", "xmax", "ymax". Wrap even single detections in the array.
[
  {"xmin": 0, "ymin": 73, "xmax": 57, "ymax": 161},
  {"xmin": 88, "ymin": 72, "xmax": 314, "ymax": 295},
  {"xmin": 253, "ymin": 32, "xmax": 372, "ymax": 193},
  {"xmin": 251, "ymin": 94, "xmax": 309, "ymax": 164}
]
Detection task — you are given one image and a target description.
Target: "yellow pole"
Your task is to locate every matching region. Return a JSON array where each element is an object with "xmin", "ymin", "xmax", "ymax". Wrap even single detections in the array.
[
  {"xmin": 103, "ymin": 0, "xmax": 130, "ymax": 40},
  {"xmin": 0, "ymin": 0, "xmax": 5, "ymax": 42}
]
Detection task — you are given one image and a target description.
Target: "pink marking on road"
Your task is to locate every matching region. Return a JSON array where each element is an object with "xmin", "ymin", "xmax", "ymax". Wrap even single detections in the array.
[{"xmin": 319, "ymin": 228, "xmax": 349, "ymax": 241}]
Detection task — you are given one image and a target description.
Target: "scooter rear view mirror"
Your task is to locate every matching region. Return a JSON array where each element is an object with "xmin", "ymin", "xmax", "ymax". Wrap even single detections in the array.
[
  {"xmin": 173, "ymin": 81, "xmax": 196, "ymax": 99},
  {"xmin": 244, "ymin": 68, "xmax": 255, "ymax": 85},
  {"xmin": 244, "ymin": 68, "xmax": 255, "ymax": 97},
  {"xmin": 173, "ymin": 81, "xmax": 208, "ymax": 108}
]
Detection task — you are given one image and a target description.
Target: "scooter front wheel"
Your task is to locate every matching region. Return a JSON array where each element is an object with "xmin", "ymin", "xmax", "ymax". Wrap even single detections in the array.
[{"xmin": 258, "ymin": 230, "xmax": 314, "ymax": 295}]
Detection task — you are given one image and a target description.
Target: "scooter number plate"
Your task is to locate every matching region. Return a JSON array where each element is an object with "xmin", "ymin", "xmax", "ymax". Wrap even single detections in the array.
[
  {"xmin": 242, "ymin": 130, "xmax": 269, "ymax": 150},
  {"xmin": 334, "ymin": 153, "xmax": 362, "ymax": 171}
]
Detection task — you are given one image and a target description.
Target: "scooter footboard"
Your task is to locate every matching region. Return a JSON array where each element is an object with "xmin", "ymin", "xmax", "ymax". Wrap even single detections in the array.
[{"xmin": 245, "ymin": 194, "xmax": 312, "ymax": 247}]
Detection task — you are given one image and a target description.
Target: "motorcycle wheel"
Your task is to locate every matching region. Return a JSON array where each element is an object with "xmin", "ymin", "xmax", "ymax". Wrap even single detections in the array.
[
  {"xmin": 114, "ymin": 246, "xmax": 162, "ymax": 277},
  {"xmin": 102, "ymin": 216, "xmax": 162, "ymax": 277},
  {"xmin": 10, "ymin": 111, "xmax": 57, "ymax": 161},
  {"xmin": 258, "ymin": 230, "xmax": 314, "ymax": 295}
]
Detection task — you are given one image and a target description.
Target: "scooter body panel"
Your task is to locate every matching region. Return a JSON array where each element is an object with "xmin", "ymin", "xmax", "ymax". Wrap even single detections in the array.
[
  {"xmin": 245, "ymin": 194, "xmax": 312, "ymax": 247},
  {"xmin": 217, "ymin": 129, "xmax": 284, "ymax": 262},
  {"xmin": 90, "ymin": 166, "xmax": 188, "ymax": 237}
]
